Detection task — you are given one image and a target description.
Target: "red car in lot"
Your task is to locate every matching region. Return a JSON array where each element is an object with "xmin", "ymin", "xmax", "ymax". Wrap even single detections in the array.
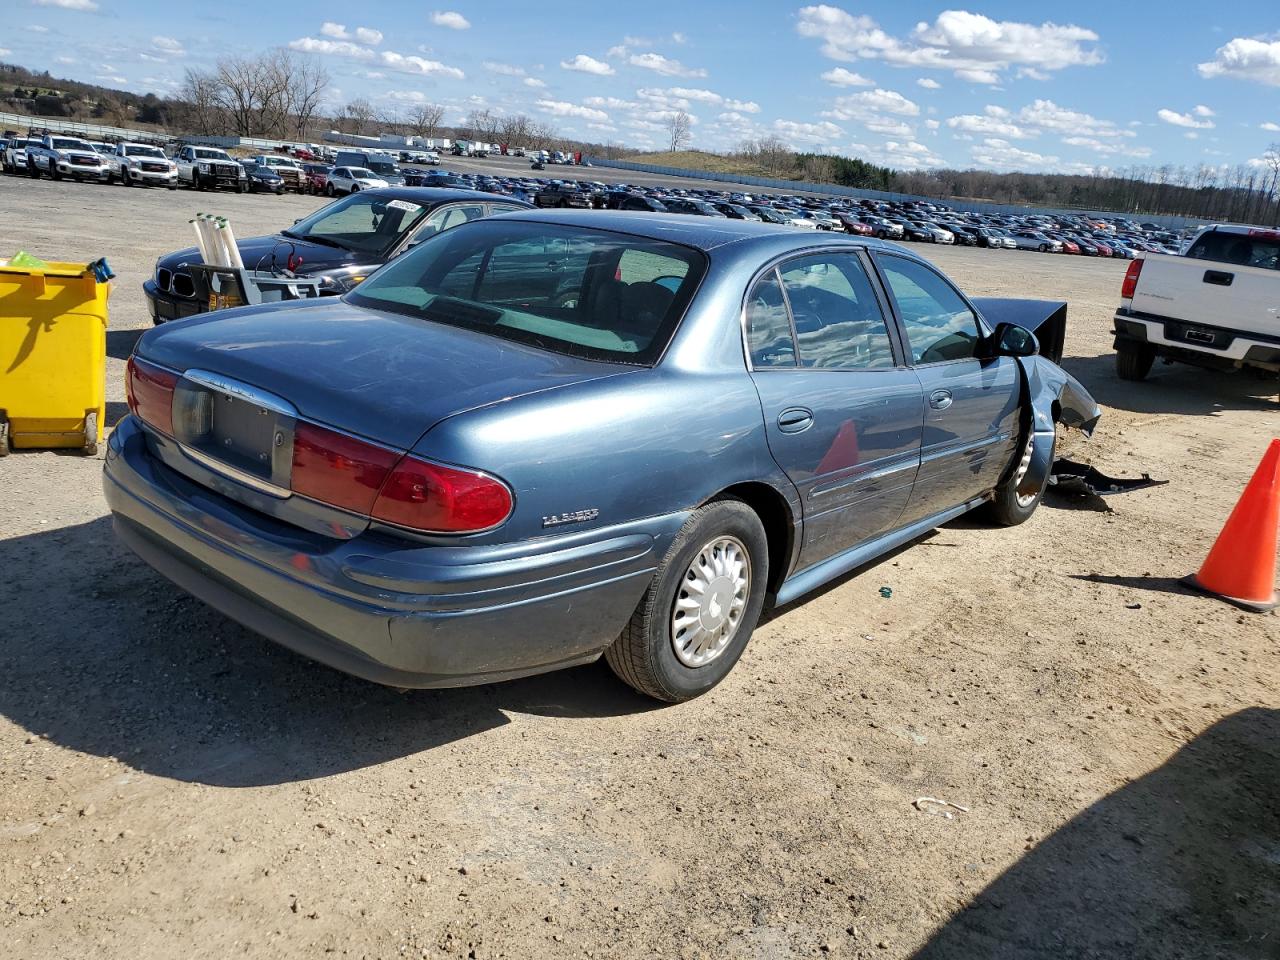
[
  {"xmin": 301, "ymin": 163, "xmax": 332, "ymax": 195},
  {"xmin": 835, "ymin": 212, "xmax": 875, "ymax": 236}
]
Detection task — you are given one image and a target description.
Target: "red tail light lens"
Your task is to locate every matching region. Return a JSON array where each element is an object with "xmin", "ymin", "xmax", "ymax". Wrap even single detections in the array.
[
  {"xmin": 372, "ymin": 455, "xmax": 513, "ymax": 533},
  {"xmin": 125, "ymin": 356, "xmax": 178, "ymax": 435},
  {"xmin": 291, "ymin": 422, "xmax": 399, "ymax": 515},
  {"xmin": 1121, "ymin": 258, "xmax": 1143, "ymax": 299},
  {"xmin": 290, "ymin": 423, "xmax": 513, "ymax": 533}
]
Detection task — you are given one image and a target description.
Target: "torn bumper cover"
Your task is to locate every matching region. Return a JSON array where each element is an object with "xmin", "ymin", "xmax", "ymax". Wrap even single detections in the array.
[{"xmin": 1011, "ymin": 354, "xmax": 1103, "ymax": 503}]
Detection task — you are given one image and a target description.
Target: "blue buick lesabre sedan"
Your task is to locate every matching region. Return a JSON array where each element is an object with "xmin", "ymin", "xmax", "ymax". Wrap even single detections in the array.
[{"xmin": 104, "ymin": 211, "xmax": 1100, "ymax": 702}]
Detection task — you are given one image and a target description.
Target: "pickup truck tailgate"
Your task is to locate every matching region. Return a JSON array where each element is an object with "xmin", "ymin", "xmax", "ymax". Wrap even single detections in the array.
[{"xmin": 1131, "ymin": 254, "xmax": 1279, "ymax": 339}]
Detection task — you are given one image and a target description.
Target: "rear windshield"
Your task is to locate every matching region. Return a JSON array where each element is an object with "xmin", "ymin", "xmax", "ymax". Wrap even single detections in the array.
[
  {"xmin": 1186, "ymin": 230, "xmax": 1280, "ymax": 270},
  {"xmin": 347, "ymin": 220, "xmax": 706, "ymax": 365}
]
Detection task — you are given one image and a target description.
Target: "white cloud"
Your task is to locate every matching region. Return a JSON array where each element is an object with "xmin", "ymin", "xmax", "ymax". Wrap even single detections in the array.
[
  {"xmin": 1061, "ymin": 136, "xmax": 1151, "ymax": 158},
  {"xmin": 289, "ymin": 38, "xmax": 375, "ymax": 60},
  {"xmin": 970, "ymin": 137, "xmax": 1059, "ymax": 171},
  {"xmin": 0, "ymin": 48, "xmax": 9, "ymax": 56},
  {"xmin": 96, "ymin": 74, "xmax": 128, "ymax": 85},
  {"xmin": 55, "ymin": 54, "xmax": 75, "ymax": 63},
  {"xmin": 1262, "ymin": 121, "xmax": 1280, "ymax": 132},
  {"xmin": 821, "ymin": 67, "xmax": 873, "ymax": 87},
  {"xmin": 483, "ymin": 60, "xmax": 524, "ymax": 76},
  {"xmin": 430, "ymin": 11, "xmax": 470, "ymax": 30},
  {"xmin": 536, "ymin": 99, "xmax": 609, "ymax": 122},
  {"xmin": 320, "ymin": 21, "xmax": 348, "ymax": 39},
  {"xmin": 851, "ymin": 138, "xmax": 945, "ymax": 170},
  {"xmin": 151, "ymin": 35, "xmax": 183, "ymax": 55},
  {"xmin": 628, "ymin": 52, "xmax": 706, "ymax": 78},
  {"xmin": 865, "ymin": 118, "xmax": 914, "ymax": 137},
  {"xmin": 380, "ymin": 50, "xmax": 464, "ymax": 79},
  {"xmin": 1015, "ymin": 99, "xmax": 1127, "ymax": 138},
  {"xmin": 355, "ymin": 27, "xmax": 383, "ymax": 45},
  {"xmin": 924, "ymin": 118, "xmax": 939, "ymax": 130},
  {"xmin": 946, "ymin": 107, "xmax": 1034, "ymax": 139},
  {"xmin": 584, "ymin": 95, "xmax": 639, "ymax": 110},
  {"xmin": 665, "ymin": 86, "xmax": 722, "ymax": 104},
  {"xmin": 523, "ymin": 77, "xmax": 546, "ymax": 89},
  {"xmin": 561, "ymin": 54, "xmax": 614, "ymax": 76},
  {"xmin": 27, "ymin": 24, "xmax": 49, "ymax": 32},
  {"xmin": 837, "ymin": 88, "xmax": 919, "ymax": 116},
  {"xmin": 773, "ymin": 118, "xmax": 845, "ymax": 146},
  {"xmin": 796, "ymin": 6, "xmax": 1101, "ymax": 83},
  {"xmin": 1157, "ymin": 108, "xmax": 1215, "ymax": 129},
  {"xmin": 1184, "ymin": 132, "xmax": 1199, "ymax": 140},
  {"xmin": 917, "ymin": 77, "xmax": 941, "ymax": 89},
  {"xmin": 1199, "ymin": 37, "xmax": 1280, "ymax": 86},
  {"xmin": 1193, "ymin": 104, "xmax": 1214, "ymax": 117},
  {"xmin": 725, "ymin": 98, "xmax": 760, "ymax": 114},
  {"xmin": 34, "ymin": 0, "xmax": 97, "ymax": 9}
]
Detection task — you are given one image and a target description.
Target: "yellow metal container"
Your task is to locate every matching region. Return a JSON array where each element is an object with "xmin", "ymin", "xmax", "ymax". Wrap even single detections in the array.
[{"xmin": 0, "ymin": 260, "xmax": 110, "ymax": 455}]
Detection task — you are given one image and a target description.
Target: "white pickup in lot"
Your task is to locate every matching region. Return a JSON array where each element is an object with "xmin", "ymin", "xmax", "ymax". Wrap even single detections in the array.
[{"xmin": 1113, "ymin": 225, "xmax": 1280, "ymax": 380}]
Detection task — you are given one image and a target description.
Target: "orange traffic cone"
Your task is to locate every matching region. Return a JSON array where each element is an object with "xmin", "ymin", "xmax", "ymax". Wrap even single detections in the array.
[{"xmin": 1185, "ymin": 438, "xmax": 1280, "ymax": 611}]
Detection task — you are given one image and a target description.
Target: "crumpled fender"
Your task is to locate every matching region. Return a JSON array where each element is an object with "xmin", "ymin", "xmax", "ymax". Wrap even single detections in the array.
[{"xmin": 1005, "ymin": 354, "xmax": 1103, "ymax": 500}]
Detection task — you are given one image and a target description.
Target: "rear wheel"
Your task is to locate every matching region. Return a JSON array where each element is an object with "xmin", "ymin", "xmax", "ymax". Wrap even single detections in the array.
[
  {"xmin": 1116, "ymin": 341, "xmax": 1156, "ymax": 381},
  {"xmin": 605, "ymin": 500, "xmax": 769, "ymax": 703},
  {"xmin": 325, "ymin": 183, "xmax": 335, "ymax": 197}
]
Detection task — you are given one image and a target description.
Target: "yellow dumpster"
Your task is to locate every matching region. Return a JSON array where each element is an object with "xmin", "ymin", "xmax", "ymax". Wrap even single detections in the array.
[{"xmin": 0, "ymin": 259, "xmax": 110, "ymax": 455}]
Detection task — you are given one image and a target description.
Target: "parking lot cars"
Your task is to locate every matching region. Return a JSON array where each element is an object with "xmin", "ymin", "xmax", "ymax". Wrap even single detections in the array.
[
  {"xmin": 143, "ymin": 188, "xmax": 532, "ymax": 322},
  {"xmin": 241, "ymin": 160, "xmax": 286, "ymax": 195},
  {"xmin": 175, "ymin": 145, "xmax": 248, "ymax": 192},
  {"xmin": 326, "ymin": 166, "xmax": 388, "ymax": 196},
  {"xmin": 300, "ymin": 162, "xmax": 333, "ymax": 195},
  {"xmin": 107, "ymin": 211, "xmax": 1100, "ymax": 701},
  {"xmin": 246, "ymin": 154, "xmax": 307, "ymax": 193},
  {"xmin": 109, "ymin": 142, "xmax": 179, "ymax": 189},
  {"xmin": 533, "ymin": 181, "xmax": 593, "ymax": 208},
  {"xmin": 1011, "ymin": 230, "xmax": 1063, "ymax": 253},
  {"xmin": 1114, "ymin": 224, "xmax": 1280, "ymax": 380},
  {"xmin": 26, "ymin": 134, "xmax": 112, "ymax": 182},
  {"xmin": 335, "ymin": 149, "xmax": 403, "ymax": 186},
  {"xmin": 1, "ymin": 136, "xmax": 35, "ymax": 173}
]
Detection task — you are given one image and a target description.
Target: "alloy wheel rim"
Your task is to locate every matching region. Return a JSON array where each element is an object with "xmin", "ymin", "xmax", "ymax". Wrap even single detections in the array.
[{"xmin": 671, "ymin": 536, "xmax": 751, "ymax": 668}]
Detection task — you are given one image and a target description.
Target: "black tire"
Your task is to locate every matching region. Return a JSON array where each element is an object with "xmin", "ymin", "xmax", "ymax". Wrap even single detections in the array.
[
  {"xmin": 1116, "ymin": 341, "xmax": 1156, "ymax": 381},
  {"xmin": 325, "ymin": 182, "xmax": 335, "ymax": 197},
  {"xmin": 1038, "ymin": 244, "xmax": 1048, "ymax": 252},
  {"xmin": 82, "ymin": 412, "xmax": 98, "ymax": 457},
  {"xmin": 350, "ymin": 184, "xmax": 360, "ymax": 193},
  {"xmin": 51, "ymin": 166, "xmax": 62, "ymax": 181},
  {"xmin": 604, "ymin": 500, "xmax": 769, "ymax": 703},
  {"xmin": 238, "ymin": 182, "xmax": 249, "ymax": 193},
  {"xmin": 122, "ymin": 171, "xmax": 132, "ymax": 187},
  {"xmin": 985, "ymin": 429, "xmax": 1055, "ymax": 527},
  {"xmin": 29, "ymin": 161, "xmax": 40, "ymax": 179},
  {"xmin": 192, "ymin": 172, "xmax": 202, "ymax": 191}
]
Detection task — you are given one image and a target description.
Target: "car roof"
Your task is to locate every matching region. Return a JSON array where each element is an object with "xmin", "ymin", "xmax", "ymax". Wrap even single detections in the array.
[
  {"xmin": 356, "ymin": 186, "xmax": 534, "ymax": 207},
  {"xmin": 485, "ymin": 208, "xmax": 900, "ymax": 256}
]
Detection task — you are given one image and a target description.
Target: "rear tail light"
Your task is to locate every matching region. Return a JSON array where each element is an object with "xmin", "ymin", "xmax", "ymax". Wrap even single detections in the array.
[
  {"xmin": 372, "ymin": 456, "xmax": 513, "ymax": 534},
  {"xmin": 125, "ymin": 356, "xmax": 178, "ymax": 435},
  {"xmin": 1121, "ymin": 258, "xmax": 1143, "ymax": 299},
  {"xmin": 290, "ymin": 423, "xmax": 513, "ymax": 534}
]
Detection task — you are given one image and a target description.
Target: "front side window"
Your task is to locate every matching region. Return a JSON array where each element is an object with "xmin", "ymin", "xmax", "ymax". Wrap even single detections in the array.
[
  {"xmin": 348, "ymin": 221, "xmax": 706, "ymax": 364},
  {"xmin": 778, "ymin": 254, "xmax": 895, "ymax": 370},
  {"xmin": 877, "ymin": 256, "xmax": 981, "ymax": 365},
  {"xmin": 406, "ymin": 203, "xmax": 489, "ymax": 249}
]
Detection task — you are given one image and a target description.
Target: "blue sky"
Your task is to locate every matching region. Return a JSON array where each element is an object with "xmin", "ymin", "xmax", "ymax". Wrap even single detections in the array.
[{"xmin": 6, "ymin": 0, "xmax": 1280, "ymax": 173}]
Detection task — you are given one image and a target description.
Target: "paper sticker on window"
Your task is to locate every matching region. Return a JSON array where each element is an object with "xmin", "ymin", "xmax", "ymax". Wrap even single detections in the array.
[{"xmin": 386, "ymin": 199, "xmax": 422, "ymax": 213}]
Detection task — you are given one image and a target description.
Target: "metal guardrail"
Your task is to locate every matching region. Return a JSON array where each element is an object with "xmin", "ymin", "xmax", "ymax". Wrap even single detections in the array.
[
  {"xmin": 0, "ymin": 111, "xmax": 171, "ymax": 144},
  {"xmin": 585, "ymin": 157, "xmax": 1212, "ymax": 231}
]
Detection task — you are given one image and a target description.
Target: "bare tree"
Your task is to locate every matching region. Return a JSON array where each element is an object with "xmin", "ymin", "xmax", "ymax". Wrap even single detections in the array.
[
  {"xmin": 282, "ymin": 51, "xmax": 329, "ymax": 140},
  {"xmin": 665, "ymin": 110, "xmax": 692, "ymax": 153},
  {"xmin": 178, "ymin": 67, "xmax": 225, "ymax": 136},
  {"xmin": 407, "ymin": 103, "xmax": 445, "ymax": 141},
  {"xmin": 343, "ymin": 98, "xmax": 375, "ymax": 136}
]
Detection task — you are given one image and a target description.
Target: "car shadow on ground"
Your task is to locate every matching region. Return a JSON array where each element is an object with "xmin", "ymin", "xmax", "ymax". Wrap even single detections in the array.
[
  {"xmin": 1060, "ymin": 353, "xmax": 1278, "ymax": 417},
  {"xmin": 106, "ymin": 328, "xmax": 143, "ymax": 360},
  {"xmin": 912, "ymin": 707, "xmax": 1280, "ymax": 959},
  {"xmin": 0, "ymin": 517, "xmax": 659, "ymax": 789}
]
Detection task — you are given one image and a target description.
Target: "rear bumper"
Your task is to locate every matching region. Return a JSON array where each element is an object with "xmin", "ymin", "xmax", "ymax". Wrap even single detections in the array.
[
  {"xmin": 103, "ymin": 416, "xmax": 679, "ymax": 688},
  {"xmin": 1114, "ymin": 311, "xmax": 1280, "ymax": 370}
]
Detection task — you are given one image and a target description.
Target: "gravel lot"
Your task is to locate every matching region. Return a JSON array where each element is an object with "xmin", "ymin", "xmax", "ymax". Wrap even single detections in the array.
[{"xmin": 2, "ymin": 176, "xmax": 1278, "ymax": 960}]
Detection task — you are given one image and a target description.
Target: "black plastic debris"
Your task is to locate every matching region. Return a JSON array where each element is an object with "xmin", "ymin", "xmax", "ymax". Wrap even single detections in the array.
[{"xmin": 1049, "ymin": 459, "xmax": 1168, "ymax": 496}]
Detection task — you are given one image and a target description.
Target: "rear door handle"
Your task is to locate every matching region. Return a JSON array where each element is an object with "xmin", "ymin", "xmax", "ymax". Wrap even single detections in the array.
[
  {"xmin": 777, "ymin": 407, "xmax": 814, "ymax": 433},
  {"xmin": 929, "ymin": 389, "xmax": 953, "ymax": 411},
  {"xmin": 1203, "ymin": 270, "xmax": 1234, "ymax": 286}
]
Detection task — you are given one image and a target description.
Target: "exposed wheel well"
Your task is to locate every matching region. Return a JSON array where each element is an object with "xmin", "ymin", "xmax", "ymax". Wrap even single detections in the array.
[{"xmin": 705, "ymin": 482, "xmax": 796, "ymax": 598}]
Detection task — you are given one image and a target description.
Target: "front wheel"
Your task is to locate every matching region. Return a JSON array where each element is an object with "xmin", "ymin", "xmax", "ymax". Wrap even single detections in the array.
[
  {"xmin": 325, "ymin": 183, "xmax": 335, "ymax": 197},
  {"xmin": 984, "ymin": 429, "xmax": 1054, "ymax": 526},
  {"xmin": 605, "ymin": 500, "xmax": 769, "ymax": 703},
  {"xmin": 1116, "ymin": 341, "xmax": 1156, "ymax": 381}
]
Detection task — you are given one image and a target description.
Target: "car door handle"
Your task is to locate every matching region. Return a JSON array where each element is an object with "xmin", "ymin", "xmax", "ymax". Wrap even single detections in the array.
[
  {"xmin": 1203, "ymin": 270, "xmax": 1234, "ymax": 286},
  {"xmin": 777, "ymin": 407, "xmax": 814, "ymax": 433},
  {"xmin": 928, "ymin": 389, "xmax": 953, "ymax": 410}
]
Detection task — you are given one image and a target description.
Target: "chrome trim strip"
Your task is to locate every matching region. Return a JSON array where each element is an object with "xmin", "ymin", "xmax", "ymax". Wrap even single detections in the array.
[
  {"xmin": 182, "ymin": 370, "xmax": 299, "ymax": 417},
  {"xmin": 919, "ymin": 432, "xmax": 1012, "ymax": 465},
  {"xmin": 810, "ymin": 458, "xmax": 919, "ymax": 499},
  {"xmin": 178, "ymin": 443, "xmax": 293, "ymax": 499}
]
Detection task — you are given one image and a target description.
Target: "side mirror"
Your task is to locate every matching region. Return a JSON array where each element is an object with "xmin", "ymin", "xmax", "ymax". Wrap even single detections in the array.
[{"xmin": 988, "ymin": 322, "xmax": 1039, "ymax": 357}]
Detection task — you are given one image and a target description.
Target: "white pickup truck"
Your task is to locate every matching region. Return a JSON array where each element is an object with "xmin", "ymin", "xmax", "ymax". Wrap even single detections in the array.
[
  {"xmin": 26, "ymin": 134, "xmax": 111, "ymax": 182},
  {"xmin": 1113, "ymin": 224, "xmax": 1280, "ymax": 380},
  {"xmin": 174, "ymin": 144, "xmax": 248, "ymax": 192},
  {"xmin": 109, "ymin": 142, "xmax": 178, "ymax": 188}
]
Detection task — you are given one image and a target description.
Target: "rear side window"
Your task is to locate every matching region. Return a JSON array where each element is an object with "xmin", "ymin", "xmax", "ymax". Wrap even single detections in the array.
[
  {"xmin": 779, "ymin": 254, "xmax": 895, "ymax": 370},
  {"xmin": 348, "ymin": 221, "xmax": 706, "ymax": 365},
  {"xmin": 745, "ymin": 270, "xmax": 795, "ymax": 367},
  {"xmin": 1186, "ymin": 231, "xmax": 1280, "ymax": 270}
]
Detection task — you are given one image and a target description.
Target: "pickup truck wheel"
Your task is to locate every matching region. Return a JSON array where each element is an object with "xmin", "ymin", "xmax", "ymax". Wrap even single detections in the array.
[
  {"xmin": 123, "ymin": 171, "xmax": 132, "ymax": 186},
  {"xmin": 28, "ymin": 161, "xmax": 40, "ymax": 179},
  {"xmin": 605, "ymin": 500, "xmax": 769, "ymax": 703},
  {"xmin": 985, "ymin": 429, "xmax": 1054, "ymax": 526},
  {"xmin": 1115, "ymin": 341, "xmax": 1156, "ymax": 381},
  {"xmin": 50, "ymin": 167, "xmax": 61, "ymax": 181}
]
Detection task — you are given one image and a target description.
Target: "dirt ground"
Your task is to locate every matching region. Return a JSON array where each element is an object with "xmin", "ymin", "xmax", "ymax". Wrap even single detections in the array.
[{"xmin": 1, "ymin": 176, "xmax": 1278, "ymax": 960}]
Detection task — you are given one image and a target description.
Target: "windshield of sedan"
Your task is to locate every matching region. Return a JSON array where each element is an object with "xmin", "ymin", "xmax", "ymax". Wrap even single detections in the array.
[
  {"xmin": 284, "ymin": 192, "xmax": 429, "ymax": 255},
  {"xmin": 348, "ymin": 220, "xmax": 707, "ymax": 365}
]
